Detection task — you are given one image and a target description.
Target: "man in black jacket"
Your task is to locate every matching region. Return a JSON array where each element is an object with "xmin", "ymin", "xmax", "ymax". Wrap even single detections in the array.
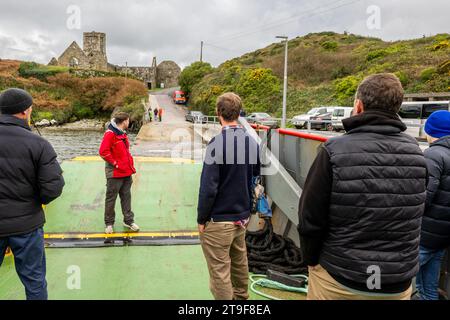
[
  {"xmin": 298, "ymin": 74, "xmax": 427, "ymax": 300},
  {"xmin": 0, "ymin": 88, "xmax": 65, "ymax": 300},
  {"xmin": 416, "ymin": 110, "xmax": 450, "ymax": 300},
  {"xmin": 198, "ymin": 92, "xmax": 260, "ymax": 300}
]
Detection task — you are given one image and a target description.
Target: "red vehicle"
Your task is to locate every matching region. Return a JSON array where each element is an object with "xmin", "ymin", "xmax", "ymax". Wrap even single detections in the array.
[{"xmin": 172, "ymin": 90, "xmax": 187, "ymax": 105}]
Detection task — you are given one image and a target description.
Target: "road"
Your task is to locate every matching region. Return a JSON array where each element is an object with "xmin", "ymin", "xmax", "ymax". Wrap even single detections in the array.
[
  {"xmin": 150, "ymin": 88, "xmax": 188, "ymax": 123},
  {"xmin": 132, "ymin": 89, "xmax": 206, "ymax": 160},
  {"xmin": 132, "ymin": 89, "xmax": 429, "ymax": 157}
]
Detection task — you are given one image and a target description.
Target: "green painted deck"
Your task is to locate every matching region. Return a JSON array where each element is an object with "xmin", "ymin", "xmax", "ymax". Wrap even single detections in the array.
[
  {"xmin": 45, "ymin": 159, "xmax": 202, "ymax": 233},
  {"xmin": 0, "ymin": 246, "xmax": 212, "ymax": 300},
  {"xmin": 0, "ymin": 158, "xmax": 302, "ymax": 300},
  {"xmin": 0, "ymin": 159, "xmax": 212, "ymax": 300}
]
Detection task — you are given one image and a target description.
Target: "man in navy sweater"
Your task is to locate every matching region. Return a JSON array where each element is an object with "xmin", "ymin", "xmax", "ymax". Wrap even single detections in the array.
[{"xmin": 197, "ymin": 92, "xmax": 260, "ymax": 300}]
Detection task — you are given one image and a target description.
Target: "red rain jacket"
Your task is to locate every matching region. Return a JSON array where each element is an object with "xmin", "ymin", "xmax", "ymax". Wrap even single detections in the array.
[{"xmin": 99, "ymin": 129, "xmax": 136, "ymax": 178}]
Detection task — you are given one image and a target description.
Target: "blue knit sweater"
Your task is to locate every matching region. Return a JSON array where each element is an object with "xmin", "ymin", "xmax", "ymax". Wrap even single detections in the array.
[{"xmin": 197, "ymin": 127, "xmax": 261, "ymax": 225}]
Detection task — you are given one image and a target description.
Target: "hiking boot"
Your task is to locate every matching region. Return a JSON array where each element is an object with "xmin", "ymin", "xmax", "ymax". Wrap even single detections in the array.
[
  {"xmin": 105, "ymin": 225, "xmax": 114, "ymax": 234},
  {"xmin": 123, "ymin": 222, "xmax": 140, "ymax": 232}
]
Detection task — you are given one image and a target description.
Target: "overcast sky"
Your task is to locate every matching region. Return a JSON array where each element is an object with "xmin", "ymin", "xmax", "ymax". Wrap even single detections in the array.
[{"xmin": 0, "ymin": 0, "xmax": 448, "ymax": 68}]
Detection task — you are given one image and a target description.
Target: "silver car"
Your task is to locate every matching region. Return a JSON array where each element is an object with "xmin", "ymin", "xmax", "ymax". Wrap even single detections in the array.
[
  {"xmin": 246, "ymin": 113, "xmax": 278, "ymax": 127},
  {"xmin": 185, "ymin": 111, "xmax": 206, "ymax": 123}
]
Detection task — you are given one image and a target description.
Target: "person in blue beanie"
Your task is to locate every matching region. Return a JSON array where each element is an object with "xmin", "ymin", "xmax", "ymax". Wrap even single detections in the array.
[{"xmin": 416, "ymin": 110, "xmax": 450, "ymax": 300}]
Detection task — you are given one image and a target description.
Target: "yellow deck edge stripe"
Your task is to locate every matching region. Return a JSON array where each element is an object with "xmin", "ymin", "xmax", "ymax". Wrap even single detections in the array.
[
  {"xmin": 71, "ymin": 156, "xmax": 195, "ymax": 164},
  {"xmin": 44, "ymin": 231, "xmax": 199, "ymax": 240}
]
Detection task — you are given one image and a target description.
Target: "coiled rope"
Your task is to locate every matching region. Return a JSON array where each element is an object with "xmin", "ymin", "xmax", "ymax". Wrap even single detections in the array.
[{"xmin": 246, "ymin": 218, "xmax": 308, "ymax": 275}]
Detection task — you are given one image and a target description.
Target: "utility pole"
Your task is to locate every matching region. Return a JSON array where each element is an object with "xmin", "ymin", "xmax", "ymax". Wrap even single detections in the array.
[
  {"xmin": 276, "ymin": 36, "xmax": 288, "ymax": 128},
  {"xmin": 200, "ymin": 41, "xmax": 204, "ymax": 62},
  {"xmin": 125, "ymin": 61, "xmax": 128, "ymax": 80}
]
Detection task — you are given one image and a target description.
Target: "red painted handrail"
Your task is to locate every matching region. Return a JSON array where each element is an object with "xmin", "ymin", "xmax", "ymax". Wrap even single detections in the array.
[
  {"xmin": 277, "ymin": 128, "xmax": 329, "ymax": 143},
  {"xmin": 250, "ymin": 123, "xmax": 270, "ymax": 131},
  {"xmin": 249, "ymin": 123, "xmax": 329, "ymax": 142}
]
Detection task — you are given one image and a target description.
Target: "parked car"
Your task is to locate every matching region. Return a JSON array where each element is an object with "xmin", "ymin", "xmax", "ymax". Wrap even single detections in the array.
[
  {"xmin": 291, "ymin": 107, "xmax": 336, "ymax": 129},
  {"xmin": 185, "ymin": 111, "xmax": 206, "ymax": 123},
  {"xmin": 246, "ymin": 113, "xmax": 278, "ymax": 127},
  {"xmin": 172, "ymin": 90, "xmax": 187, "ymax": 105},
  {"xmin": 331, "ymin": 107, "xmax": 353, "ymax": 131},
  {"xmin": 309, "ymin": 112, "xmax": 333, "ymax": 131},
  {"xmin": 399, "ymin": 101, "xmax": 450, "ymax": 139}
]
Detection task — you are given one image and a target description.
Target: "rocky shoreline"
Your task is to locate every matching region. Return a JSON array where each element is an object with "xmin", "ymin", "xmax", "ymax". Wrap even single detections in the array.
[{"xmin": 36, "ymin": 119, "xmax": 107, "ymax": 131}]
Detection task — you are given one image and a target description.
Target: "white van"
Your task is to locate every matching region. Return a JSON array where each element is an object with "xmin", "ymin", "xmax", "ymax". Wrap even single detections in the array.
[
  {"xmin": 399, "ymin": 101, "xmax": 450, "ymax": 139},
  {"xmin": 331, "ymin": 107, "xmax": 353, "ymax": 131}
]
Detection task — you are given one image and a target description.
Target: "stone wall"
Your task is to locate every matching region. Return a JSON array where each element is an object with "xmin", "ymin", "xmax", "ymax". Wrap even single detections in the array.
[
  {"xmin": 49, "ymin": 31, "xmax": 181, "ymax": 88},
  {"xmin": 57, "ymin": 41, "xmax": 90, "ymax": 69},
  {"xmin": 83, "ymin": 32, "xmax": 108, "ymax": 71},
  {"xmin": 112, "ymin": 65, "xmax": 157, "ymax": 89},
  {"xmin": 157, "ymin": 61, "xmax": 181, "ymax": 88}
]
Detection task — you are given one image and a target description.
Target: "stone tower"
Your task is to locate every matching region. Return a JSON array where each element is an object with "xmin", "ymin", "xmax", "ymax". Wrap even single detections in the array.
[{"xmin": 83, "ymin": 31, "xmax": 108, "ymax": 71}]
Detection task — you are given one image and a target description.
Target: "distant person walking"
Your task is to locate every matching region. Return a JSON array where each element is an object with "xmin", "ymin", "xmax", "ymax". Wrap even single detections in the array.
[
  {"xmin": 158, "ymin": 108, "xmax": 164, "ymax": 122},
  {"xmin": 148, "ymin": 108, "xmax": 153, "ymax": 122},
  {"xmin": 153, "ymin": 108, "xmax": 158, "ymax": 121},
  {"xmin": 198, "ymin": 93, "xmax": 261, "ymax": 300},
  {"xmin": 416, "ymin": 110, "xmax": 450, "ymax": 300},
  {"xmin": 99, "ymin": 112, "xmax": 140, "ymax": 234},
  {"xmin": 298, "ymin": 74, "xmax": 428, "ymax": 300},
  {"xmin": 0, "ymin": 88, "xmax": 65, "ymax": 300}
]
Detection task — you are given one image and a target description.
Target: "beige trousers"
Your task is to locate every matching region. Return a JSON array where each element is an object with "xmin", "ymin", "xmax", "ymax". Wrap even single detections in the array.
[
  {"xmin": 200, "ymin": 222, "xmax": 249, "ymax": 300},
  {"xmin": 307, "ymin": 265, "xmax": 412, "ymax": 300}
]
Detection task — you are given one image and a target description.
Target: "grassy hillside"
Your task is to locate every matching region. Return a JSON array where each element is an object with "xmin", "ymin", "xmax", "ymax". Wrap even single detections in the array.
[
  {"xmin": 0, "ymin": 60, "xmax": 148, "ymax": 125},
  {"xmin": 184, "ymin": 32, "xmax": 450, "ymax": 118}
]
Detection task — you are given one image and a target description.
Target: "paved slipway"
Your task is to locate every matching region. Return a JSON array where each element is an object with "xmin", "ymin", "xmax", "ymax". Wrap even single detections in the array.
[{"xmin": 132, "ymin": 89, "xmax": 206, "ymax": 160}]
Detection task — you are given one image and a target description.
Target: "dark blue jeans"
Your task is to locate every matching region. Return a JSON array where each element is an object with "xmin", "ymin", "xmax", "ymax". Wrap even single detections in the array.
[
  {"xmin": 0, "ymin": 228, "xmax": 47, "ymax": 300},
  {"xmin": 416, "ymin": 245, "xmax": 445, "ymax": 300}
]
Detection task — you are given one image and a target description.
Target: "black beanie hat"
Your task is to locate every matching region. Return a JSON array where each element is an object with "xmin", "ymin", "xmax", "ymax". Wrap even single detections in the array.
[{"xmin": 0, "ymin": 88, "xmax": 33, "ymax": 115}]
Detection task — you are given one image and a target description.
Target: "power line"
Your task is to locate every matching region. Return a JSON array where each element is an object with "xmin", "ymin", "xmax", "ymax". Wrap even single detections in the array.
[
  {"xmin": 203, "ymin": 43, "xmax": 243, "ymax": 55},
  {"xmin": 208, "ymin": 0, "xmax": 346, "ymax": 43},
  {"xmin": 208, "ymin": 0, "xmax": 363, "ymax": 45}
]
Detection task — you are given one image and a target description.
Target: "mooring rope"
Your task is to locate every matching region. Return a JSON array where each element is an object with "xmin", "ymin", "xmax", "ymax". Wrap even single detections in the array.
[{"xmin": 246, "ymin": 218, "xmax": 308, "ymax": 275}]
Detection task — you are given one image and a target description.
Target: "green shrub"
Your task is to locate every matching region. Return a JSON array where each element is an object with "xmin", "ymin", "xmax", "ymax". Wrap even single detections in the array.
[
  {"xmin": 19, "ymin": 62, "xmax": 68, "ymax": 81},
  {"xmin": 241, "ymin": 56, "xmax": 263, "ymax": 65},
  {"xmin": 33, "ymin": 109, "xmax": 72, "ymax": 123},
  {"xmin": 179, "ymin": 61, "xmax": 214, "ymax": 94},
  {"xmin": 117, "ymin": 101, "xmax": 144, "ymax": 121},
  {"xmin": 420, "ymin": 67, "xmax": 437, "ymax": 82},
  {"xmin": 235, "ymin": 68, "xmax": 282, "ymax": 114},
  {"xmin": 334, "ymin": 75, "xmax": 362, "ymax": 104},
  {"xmin": 190, "ymin": 66, "xmax": 281, "ymax": 115},
  {"xmin": 431, "ymin": 40, "xmax": 450, "ymax": 51},
  {"xmin": 366, "ymin": 49, "xmax": 388, "ymax": 61},
  {"xmin": 321, "ymin": 41, "xmax": 338, "ymax": 51},
  {"xmin": 316, "ymin": 31, "xmax": 337, "ymax": 37},
  {"xmin": 395, "ymin": 71, "xmax": 410, "ymax": 86},
  {"xmin": 332, "ymin": 66, "xmax": 351, "ymax": 79},
  {"xmin": 34, "ymin": 111, "xmax": 54, "ymax": 121},
  {"xmin": 72, "ymin": 101, "xmax": 95, "ymax": 119},
  {"xmin": 437, "ymin": 60, "xmax": 450, "ymax": 74}
]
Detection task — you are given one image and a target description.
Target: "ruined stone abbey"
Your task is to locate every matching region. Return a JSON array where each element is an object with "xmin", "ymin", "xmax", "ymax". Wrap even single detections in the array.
[{"xmin": 48, "ymin": 31, "xmax": 181, "ymax": 89}]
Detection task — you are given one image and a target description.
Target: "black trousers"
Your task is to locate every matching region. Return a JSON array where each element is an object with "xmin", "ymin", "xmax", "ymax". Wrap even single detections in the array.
[{"xmin": 104, "ymin": 177, "xmax": 135, "ymax": 226}]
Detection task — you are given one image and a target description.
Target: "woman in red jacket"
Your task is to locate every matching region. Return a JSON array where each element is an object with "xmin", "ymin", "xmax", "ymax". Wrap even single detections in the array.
[{"xmin": 99, "ymin": 112, "xmax": 139, "ymax": 234}]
